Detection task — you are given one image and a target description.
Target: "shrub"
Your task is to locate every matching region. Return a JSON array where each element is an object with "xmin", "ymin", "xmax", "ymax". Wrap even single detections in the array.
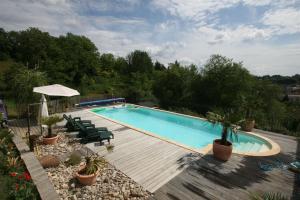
[
  {"xmin": 65, "ymin": 153, "xmax": 81, "ymax": 167},
  {"xmin": 79, "ymin": 156, "xmax": 106, "ymax": 175},
  {"xmin": 0, "ymin": 129, "xmax": 40, "ymax": 199},
  {"xmin": 38, "ymin": 155, "xmax": 60, "ymax": 168}
]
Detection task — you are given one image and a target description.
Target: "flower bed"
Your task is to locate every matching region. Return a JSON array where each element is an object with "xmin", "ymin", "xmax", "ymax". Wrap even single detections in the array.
[
  {"xmin": 0, "ymin": 129, "xmax": 40, "ymax": 200},
  {"xmin": 36, "ymin": 133, "xmax": 152, "ymax": 200}
]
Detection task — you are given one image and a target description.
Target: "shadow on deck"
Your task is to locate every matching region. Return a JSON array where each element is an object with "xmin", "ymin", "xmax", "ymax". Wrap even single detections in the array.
[{"xmin": 153, "ymin": 132, "xmax": 300, "ymax": 200}]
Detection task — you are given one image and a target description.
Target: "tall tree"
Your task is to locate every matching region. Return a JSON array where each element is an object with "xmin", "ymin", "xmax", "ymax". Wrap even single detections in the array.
[
  {"xmin": 191, "ymin": 54, "xmax": 253, "ymax": 113},
  {"xmin": 9, "ymin": 64, "xmax": 47, "ymax": 115},
  {"xmin": 127, "ymin": 50, "xmax": 153, "ymax": 74}
]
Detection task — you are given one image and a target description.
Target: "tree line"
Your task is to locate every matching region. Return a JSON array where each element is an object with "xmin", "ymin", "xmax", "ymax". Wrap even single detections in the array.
[{"xmin": 0, "ymin": 27, "xmax": 299, "ymax": 136}]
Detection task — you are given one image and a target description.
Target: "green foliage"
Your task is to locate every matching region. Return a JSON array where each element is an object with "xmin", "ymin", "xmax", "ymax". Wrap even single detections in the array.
[
  {"xmin": 153, "ymin": 61, "xmax": 197, "ymax": 108},
  {"xmin": 81, "ymin": 156, "xmax": 106, "ymax": 175},
  {"xmin": 6, "ymin": 64, "xmax": 47, "ymax": 116},
  {"xmin": 127, "ymin": 50, "xmax": 153, "ymax": 74},
  {"xmin": 0, "ymin": 129, "xmax": 40, "ymax": 200},
  {"xmin": 65, "ymin": 153, "xmax": 81, "ymax": 167},
  {"xmin": 193, "ymin": 55, "xmax": 253, "ymax": 113},
  {"xmin": 249, "ymin": 192, "xmax": 288, "ymax": 200},
  {"xmin": 41, "ymin": 115, "xmax": 63, "ymax": 137},
  {"xmin": 206, "ymin": 111, "xmax": 243, "ymax": 144},
  {"xmin": 0, "ymin": 27, "xmax": 299, "ymax": 136}
]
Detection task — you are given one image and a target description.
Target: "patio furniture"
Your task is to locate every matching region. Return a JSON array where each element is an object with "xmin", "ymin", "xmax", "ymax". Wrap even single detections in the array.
[
  {"xmin": 76, "ymin": 121, "xmax": 109, "ymax": 138},
  {"xmin": 80, "ymin": 130, "xmax": 114, "ymax": 144},
  {"xmin": 63, "ymin": 114, "xmax": 93, "ymax": 132},
  {"xmin": 75, "ymin": 121, "xmax": 113, "ymax": 144}
]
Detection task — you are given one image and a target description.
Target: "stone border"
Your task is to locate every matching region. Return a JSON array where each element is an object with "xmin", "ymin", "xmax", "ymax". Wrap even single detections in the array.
[{"xmin": 11, "ymin": 130, "xmax": 60, "ymax": 200}]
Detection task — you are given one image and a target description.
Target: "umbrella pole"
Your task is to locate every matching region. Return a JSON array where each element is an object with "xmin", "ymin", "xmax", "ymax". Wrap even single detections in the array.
[
  {"xmin": 27, "ymin": 102, "xmax": 41, "ymax": 151},
  {"xmin": 26, "ymin": 104, "xmax": 32, "ymax": 151}
]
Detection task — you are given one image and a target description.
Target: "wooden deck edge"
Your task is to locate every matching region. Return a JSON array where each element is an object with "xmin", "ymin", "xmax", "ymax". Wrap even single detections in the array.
[{"xmin": 10, "ymin": 130, "xmax": 60, "ymax": 200}]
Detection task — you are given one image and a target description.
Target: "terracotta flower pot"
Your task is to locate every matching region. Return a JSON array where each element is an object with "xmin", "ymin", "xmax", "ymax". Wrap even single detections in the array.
[
  {"xmin": 75, "ymin": 165, "xmax": 99, "ymax": 186},
  {"xmin": 213, "ymin": 139, "xmax": 233, "ymax": 161},
  {"xmin": 43, "ymin": 135, "xmax": 59, "ymax": 145},
  {"xmin": 242, "ymin": 119, "xmax": 255, "ymax": 132}
]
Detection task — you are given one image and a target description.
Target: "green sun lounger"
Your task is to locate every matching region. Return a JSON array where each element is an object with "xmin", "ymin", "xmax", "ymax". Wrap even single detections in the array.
[
  {"xmin": 75, "ymin": 121, "xmax": 110, "ymax": 138},
  {"xmin": 63, "ymin": 114, "xmax": 93, "ymax": 132},
  {"xmin": 75, "ymin": 121, "xmax": 113, "ymax": 144}
]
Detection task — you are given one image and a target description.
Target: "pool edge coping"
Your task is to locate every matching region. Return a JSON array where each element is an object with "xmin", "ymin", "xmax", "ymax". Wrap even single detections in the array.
[{"xmin": 88, "ymin": 104, "xmax": 280, "ymax": 157}]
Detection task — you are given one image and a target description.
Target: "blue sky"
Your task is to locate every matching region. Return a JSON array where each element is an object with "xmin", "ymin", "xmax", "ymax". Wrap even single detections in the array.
[{"xmin": 0, "ymin": 0, "xmax": 300, "ymax": 75}]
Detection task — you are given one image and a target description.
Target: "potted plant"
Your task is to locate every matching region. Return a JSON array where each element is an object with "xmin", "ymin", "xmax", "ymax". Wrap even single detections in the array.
[
  {"xmin": 241, "ymin": 96, "xmax": 256, "ymax": 132},
  {"xmin": 241, "ymin": 87, "xmax": 262, "ymax": 132},
  {"xmin": 41, "ymin": 115, "xmax": 63, "ymax": 145},
  {"xmin": 75, "ymin": 155, "xmax": 106, "ymax": 185},
  {"xmin": 206, "ymin": 111, "xmax": 242, "ymax": 161}
]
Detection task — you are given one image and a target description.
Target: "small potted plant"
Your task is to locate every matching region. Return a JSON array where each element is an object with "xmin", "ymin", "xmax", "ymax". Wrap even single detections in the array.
[
  {"xmin": 241, "ymin": 96, "xmax": 256, "ymax": 132},
  {"xmin": 241, "ymin": 88, "xmax": 262, "ymax": 132},
  {"xmin": 41, "ymin": 115, "xmax": 63, "ymax": 145},
  {"xmin": 206, "ymin": 111, "xmax": 243, "ymax": 161},
  {"xmin": 75, "ymin": 155, "xmax": 106, "ymax": 185}
]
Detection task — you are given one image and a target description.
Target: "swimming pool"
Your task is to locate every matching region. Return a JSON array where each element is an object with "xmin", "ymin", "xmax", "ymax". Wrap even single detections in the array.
[{"xmin": 91, "ymin": 105, "xmax": 280, "ymax": 156}]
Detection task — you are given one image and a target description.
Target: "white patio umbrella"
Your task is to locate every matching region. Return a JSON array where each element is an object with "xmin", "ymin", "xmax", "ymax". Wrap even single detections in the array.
[
  {"xmin": 40, "ymin": 94, "xmax": 49, "ymax": 117},
  {"xmin": 33, "ymin": 84, "xmax": 80, "ymax": 134},
  {"xmin": 33, "ymin": 84, "xmax": 80, "ymax": 97}
]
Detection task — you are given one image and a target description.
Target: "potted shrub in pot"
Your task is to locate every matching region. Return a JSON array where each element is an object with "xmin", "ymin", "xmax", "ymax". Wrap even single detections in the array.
[
  {"xmin": 242, "ymin": 117, "xmax": 255, "ymax": 132},
  {"xmin": 207, "ymin": 111, "xmax": 243, "ymax": 161},
  {"xmin": 240, "ymin": 87, "xmax": 262, "ymax": 132},
  {"xmin": 76, "ymin": 155, "xmax": 106, "ymax": 185},
  {"xmin": 241, "ymin": 97, "xmax": 256, "ymax": 132},
  {"xmin": 41, "ymin": 115, "xmax": 63, "ymax": 145}
]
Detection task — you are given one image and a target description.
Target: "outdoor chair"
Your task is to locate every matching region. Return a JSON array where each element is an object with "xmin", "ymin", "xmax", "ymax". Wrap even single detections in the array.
[
  {"xmin": 75, "ymin": 121, "xmax": 113, "ymax": 144},
  {"xmin": 63, "ymin": 114, "xmax": 93, "ymax": 132}
]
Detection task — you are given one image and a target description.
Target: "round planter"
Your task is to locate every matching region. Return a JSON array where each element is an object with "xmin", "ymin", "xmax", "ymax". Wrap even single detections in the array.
[
  {"xmin": 75, "ymin": 165, "xmax": 99, "ymax": 186},
  {"xmin": 242, "ymin": 119, "xmax": 255, "ymax": 132},
  {"xmin": 42, "ymin": 135, "xmax": 59, "ymax": 145},
  {"xmin": 213, "ymin": 139, "xmax": 232, "ymax": 161}
]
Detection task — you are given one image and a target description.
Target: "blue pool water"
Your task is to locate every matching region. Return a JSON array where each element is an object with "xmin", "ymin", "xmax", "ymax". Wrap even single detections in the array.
[{"xmin": 92, "ymin": 105, "xmax": 271, "ymax": 153}]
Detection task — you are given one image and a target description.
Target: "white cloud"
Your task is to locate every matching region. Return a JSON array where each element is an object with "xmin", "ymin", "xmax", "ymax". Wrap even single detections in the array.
[
  {"xmin": 151, "ymin": 0, "xmax": 240, "ymax": 21},
  {"xmin": 262, "ymin": 8, "xmax": 300, "ymax": 35},
  {"xmin": 198, "ymin": 25, "xmax": 272, "ymax": 44},
  {"xmin": 0, "ymin": 0, "xmax": 299, "ymax": 75},
  {"xmin": 242, "ymin": 0, "xmax": 273, "ymax": 6}
]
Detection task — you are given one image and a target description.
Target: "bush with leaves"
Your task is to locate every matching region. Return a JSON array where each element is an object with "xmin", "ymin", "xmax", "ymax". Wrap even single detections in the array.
[
  {"xmin": 65, "ymin": 153, "xmax": 81, "ymax": 167},
  {"xmin": 41, "ymin": 115, "xmax": 63, "ymax": 137},
  {"xmin": 0, "ymin": 129, "xmax": 40, "ymax": 200},
  {"xmin": 79, "ymin": 156, "xmax": 106, "ymax": 175}
]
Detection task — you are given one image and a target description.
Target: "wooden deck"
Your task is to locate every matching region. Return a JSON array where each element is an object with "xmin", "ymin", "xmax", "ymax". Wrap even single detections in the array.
[
  {"xmin": 59, "ymin": 109, "xmax": 195, "ymax": 193},
  {"xmin": 152, "ymin": 130, "xmax": 300, "ymax": 200},
  {"xmin": 9, "ymin": 109, "xmax": 300, "ymax": 199}
]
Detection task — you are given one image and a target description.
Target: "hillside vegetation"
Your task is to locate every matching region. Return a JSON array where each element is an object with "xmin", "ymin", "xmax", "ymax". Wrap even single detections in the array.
[{"xmin": 0, "ymin": 27, "xmax": 299, "ymax": 136}]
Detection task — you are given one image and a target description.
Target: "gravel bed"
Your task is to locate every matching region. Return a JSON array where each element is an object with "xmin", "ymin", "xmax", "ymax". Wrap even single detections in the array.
[{"xmin": 36, "ymin": 132, "xmax": 152, "ymax": 200}]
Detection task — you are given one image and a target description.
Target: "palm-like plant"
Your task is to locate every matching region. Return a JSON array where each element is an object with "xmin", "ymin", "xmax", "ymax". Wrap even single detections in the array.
[
  {"xmin": 81, "ymin": 156, "xmax": 106, "ymax": 175},
  {"xmin": 41, "ymin": 115, "xmax": 62, "ymax": 138},
  {"xmin": 206, "ymin": 111, "xmax": 243, "ymax": 145}
]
